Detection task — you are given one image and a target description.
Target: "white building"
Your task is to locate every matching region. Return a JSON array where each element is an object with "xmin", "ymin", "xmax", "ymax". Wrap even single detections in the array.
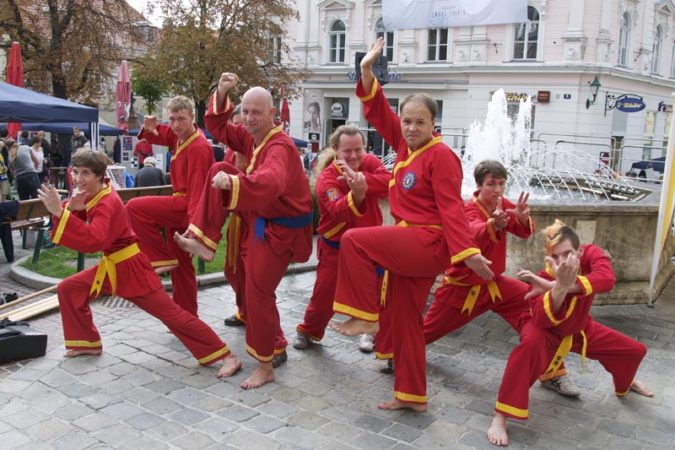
[{"xmin": 289, "ymin": 0, "xmax": 675, "ymax": 174}]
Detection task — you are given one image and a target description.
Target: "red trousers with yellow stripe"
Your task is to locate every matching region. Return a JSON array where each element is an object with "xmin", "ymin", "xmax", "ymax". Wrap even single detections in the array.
[
  {"xmin": 495, "ymin": 318, "xmax": 647, "ymax": 420},
  {"xmin": 58, "ymin": 266, "xmax": 231, "ymax": 365},
  {"xmin": 127, "ymin": 195, "xmax": 199, "ymax": 316},
  {"xmin": 334, "ymin": 226, "xmax": 449, "ymax": 404}
]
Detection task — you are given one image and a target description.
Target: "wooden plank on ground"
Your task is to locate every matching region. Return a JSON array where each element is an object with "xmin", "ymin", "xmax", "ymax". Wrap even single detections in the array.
[{"xmin": 0, "ymin": 294, "xmax": 59, "ymax": 321}]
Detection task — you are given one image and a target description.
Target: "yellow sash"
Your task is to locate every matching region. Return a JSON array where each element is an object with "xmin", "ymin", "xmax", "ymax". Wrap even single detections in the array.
[
  {"xmin": 90, "ymin": 243, "xmax": 141, "ymax": 297},
  {"xmin": 544, "ymin": 330, "xmax": 588, "ymax": 376},
  {"xmin": 226, "ymin": 214, "xmax": 243, "ymax": 272}
]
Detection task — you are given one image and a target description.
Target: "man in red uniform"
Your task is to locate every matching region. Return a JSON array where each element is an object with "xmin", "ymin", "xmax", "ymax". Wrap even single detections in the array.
[
  {"xmin": 177, "ymin": 73, "xmax": 313, "ymax": 389},
  {"xmin": 292, "ymin": 125, "xmax": 391, "ymax": 349},
  {"xmin": 487, "ymin": 220, "xmax": 653, "ymax": 446},
  {"xmin": 37, "ymin": 149, "xmax": 241, "ymax": 377},
  {"xmin": 330, "ymin": 38, "xmax": 493, "ymax": 412},
  {"xmin": 126, "ymin": 96, "xmax": 221, "ymax": 316},
  {"xmin": 423, "ymin": 160, "xmax": 577, "ymax": 396},
  {"xmin": 133, "ymin": 138, "xmax": 153, "ymax": 167}
]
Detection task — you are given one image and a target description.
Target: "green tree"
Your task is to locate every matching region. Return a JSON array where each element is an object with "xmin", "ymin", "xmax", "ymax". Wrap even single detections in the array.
[
  {"xmin": 132, "ymin": 62, "xmax": 167, "ymax": 115},
  {"xmin": 142, "ymin": 0, "xmax": 305, "ymax": 125},
  {"xmin": 0, "ymin": 0, "xmax": 143, "ymax": 102}
]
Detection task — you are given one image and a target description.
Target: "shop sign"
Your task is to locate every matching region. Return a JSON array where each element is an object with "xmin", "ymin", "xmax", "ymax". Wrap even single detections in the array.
[{"xmin": 614, "ymin": 95, "xmax": 646, "ymax": 113}]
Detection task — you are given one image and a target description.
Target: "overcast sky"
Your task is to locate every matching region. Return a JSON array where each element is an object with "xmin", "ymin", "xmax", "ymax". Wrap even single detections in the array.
[{"xmin": 127, "ymin": 0, "xmax": 162, "ymax": 27}]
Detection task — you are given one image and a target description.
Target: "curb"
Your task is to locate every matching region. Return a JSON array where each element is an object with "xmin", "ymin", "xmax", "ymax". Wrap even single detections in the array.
[{"xmin": 10, "ymin": 255, "xmax": 318, "ymax": 292}]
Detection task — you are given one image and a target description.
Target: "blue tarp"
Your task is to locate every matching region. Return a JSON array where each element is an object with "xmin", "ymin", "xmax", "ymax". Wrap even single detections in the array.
[
  {"xmin": 21, "ymin": 122, "xmax": 123, "ymax": 136},
  {"xmin": 0, "ymin": 81, "xmax": 98, "ymax": 123}
]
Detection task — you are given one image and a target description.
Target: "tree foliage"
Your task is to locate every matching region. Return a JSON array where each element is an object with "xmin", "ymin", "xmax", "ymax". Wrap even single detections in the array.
[
  {"xmin": 142, "ymin": 0, "xmax": 306, "ymax": 124},
  {"xmin": 132, "ymin": 61, "xmax": 167, "ymax": 115},
  {"xmin": 0, "ymin": 0, "xmax": 143, "ymax": 102}
]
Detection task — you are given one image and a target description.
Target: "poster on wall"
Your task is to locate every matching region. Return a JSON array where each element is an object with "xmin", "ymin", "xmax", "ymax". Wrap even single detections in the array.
[{"xmin": 304, "ymin": 100, "xmax": 322, "ymax": 135}]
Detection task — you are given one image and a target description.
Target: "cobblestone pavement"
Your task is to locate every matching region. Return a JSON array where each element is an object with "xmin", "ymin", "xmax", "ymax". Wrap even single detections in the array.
[{"xmin": 1, "ymin": 262, "xmax": 675, "ymax": 449}]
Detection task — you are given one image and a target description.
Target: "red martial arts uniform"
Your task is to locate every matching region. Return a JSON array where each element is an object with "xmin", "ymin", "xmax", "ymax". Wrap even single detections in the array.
[
  {"xmin": 52, "ymin": 185, "xmax": 231, "ymax": 365},
  {"xmin": 201, "ymin": 94, "xmax": 313, "ymax": 363},
  {"xmin": 297, "ymin": 155, "xmax": 391, "ymax": 342},
  {"xmin": 423, "ymin": 195, "xmax": 534, "ymax": 343},
  {"xmin": 494, "ymin": 244, "xmax": 648, "ymax": 420},
  {"xmin": 133, "ymin": 139, "xmax": 154, "ymax": 166},
  {"xmin": 333, "ymin": 79, "xmax": 481, "ymax": 405},
  {"xmin": 127, "ymin": 124, "xmax": 220, "ymax": 316}
]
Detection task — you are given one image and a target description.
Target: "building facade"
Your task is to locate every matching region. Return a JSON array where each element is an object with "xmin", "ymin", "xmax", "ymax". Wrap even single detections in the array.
[{"xmin": 289, "ymin": 0, "xmax": 675, "ymax": 173}]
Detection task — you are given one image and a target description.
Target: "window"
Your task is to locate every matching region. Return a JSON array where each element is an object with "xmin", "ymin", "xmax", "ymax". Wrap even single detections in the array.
[
  {"xmin": 427, "ymin": 28, "xmax": 449, "ymax": 61},
  {"xmin": 618, "ymin": 13, "xmax": 630, "ymax": 66},
  {"xmin": 652, "ymin": 26, "xmax": 663, "ymax": 74},
  {"xmin": 375, "ymin": 18, "xmax": 394, "ymax": 62},
  {"xmin": 268, "ymin": 36, "xmax": 282, "ymax": 64},
  {"xmin": 329, "ymin": 20, "xmax": 346, "ymax": 63},
  {"xmin": 513, "ymin": 6, "xmax": 539, "ymax": 60}
]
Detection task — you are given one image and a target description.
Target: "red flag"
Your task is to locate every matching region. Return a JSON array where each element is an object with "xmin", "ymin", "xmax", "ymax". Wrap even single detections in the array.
[
  {"xmin": 116, "ymin": 60, "xmax": 132, "ymax": 130},
  {"xmin": 6, "ymin": 42, "xmax": 24, "ymax": 138},
  {"xmin": 280, "ymin": 98, "xmax": 290, "ymax": 133}
]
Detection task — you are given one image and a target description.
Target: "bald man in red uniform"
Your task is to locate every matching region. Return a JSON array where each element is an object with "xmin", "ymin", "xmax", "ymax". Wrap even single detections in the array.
[
  {"xmin": 38, "ymin": 149, "xmax": 241, "ymax": 377},
  {"xmin": 180, "ymin": 73, "xmax": 312, "ymax": 390},
  {"xmin": 292, "ymin": 126, "xmax": 391, "ymax": 349},
  {"xmin": 487, "ymin": 220, "xmax": 653, "ymax": 446},
  {"xmin": 331, "ymin": 38, "xmax": 493, "ymax": 412},
  {"xmin": 127, "ymin": 96, "xmax": 222, "ymax": 316}
]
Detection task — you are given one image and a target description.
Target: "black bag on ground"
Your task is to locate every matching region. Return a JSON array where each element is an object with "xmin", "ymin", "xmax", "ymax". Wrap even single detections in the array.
[{"xmin": 0, "ymin": 318, "xmax": 47, "ymax": 363}]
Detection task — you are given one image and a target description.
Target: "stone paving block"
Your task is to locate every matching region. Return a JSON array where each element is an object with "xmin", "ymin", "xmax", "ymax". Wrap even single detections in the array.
[
  {"xmin": 229, "ymin": 389, "xmax": 272, "ymax": 408},
  {"xmin": 596, "ymin": 416, "xmax": 637, "ymax": 438},
  {"xmin": 99, "ymin": 400, "xmax": 145, "ymax": 420},
  {"xmin": 125, "ymin": 411, "xmax": 166, "ymax": 430},
  {"xmin": 125, "ymin": 367, "xmax": 162, "ymax": 387},
  {"xmin": 565, "ymin": 423, "xmax": 613, "ymax": 446},
  {"xmin": 181, "ymin": 372, "xmax": 221, "ymax": 390},
  {"xmin": 144, "ymin": 378, "xmax": 187, "ymax": 395},
  {"xmin": 193, "ymin": 416, "xmax": 239, "ymax": 438},
  {"xmin": 223, "ymin": 428, "xmax": 277, "ymax": 450},
  {"xmin": 349, "ymin": 431, "xmax": 398, "ymax": 450},
  {"xmin": 286, "ymin": 410, "xmax": 330, "ymax": 430},
  {"xmin": 255, "ymin": 399, "xmax": 300, "ymax": 419},
  {"xmin": 217, "ymin": 403, "xmax": 260, "ymax": 423},
  {"xmin": 52, "ymin": 402, "xmax": 97, "ymax": 421},
  {"xmin": 142, "ymin": 397, "xmax": 183, "ymax": 415},
  {"xmin": 71, "ymin": 412, "xmax": 117, "ymax": 432},
  {"xmin": 317, "ymin": 421, "xmax": 362, "ymax": 440},
  {"xmin": 170, "ymin": 430, "xmax": 216, "ymax": 450},
  {"xmin": 394, "ymin": 411, "xmax": 437, "ymax": 430},
  {"xmin": 0, "ymin": 429, "xmax": 31, "ymax": 449},
  {"xmin": 51, "ymin": 430, "xmax": 101, "ymax": 450},
  {"xmin": 170, "ymin": 407, "xmax": 210, "ymax": 426},
  {"xmin": 121, "ymin": 386, "xmax": 162, "ymax": 405},
  {"xmin": 204, "ymin": 380, "xmax": 241, "ymax": 398},
  {"xmin": 273, "ymin": 425, "xmax": 332, "ymax": 448},
  {"xmin": 293, "ymin": 394, "xmax": 331, "ymax": 413},
  {"xmin": 410, "ymin": 420, "xmax": 464, "ymax": 448},
  {"xmin": 0, "ymin": 379, "xmax": 32, "ymax": 394},
  {"xmin": 381, "ymin": 422, "xmax": 424, "ymax": 443},
  {"xmin": 120, "ymin": 435, "xmax": 169, "ymax": 449},
  {"xmin": 168, "ymin": 387, "xmax": 209, "ymax": 405},
  {"xmin": 92, "ymin": 423, "xmax": 142, "ymax": 446},
  {"xmin": 349, "ymin": 413, "xmax": 391, "ymax": 433},
  {"xmin": 191, "ymin": 394, "xmax": 233, "ymax": 413},
  {"xmin": 269, "ymin": 385, "xmax": 305, "ymax": 403},
  {"xmin": 145, "ymin": 420, "xmax": 188, "ymax": 441},
  {"xmin": 244, "ymin": 414, "xmax": 286, "ymax": 434},
  {"xmin": 2, "ymin": 407, "xmax": 50, "ymax": 430}
]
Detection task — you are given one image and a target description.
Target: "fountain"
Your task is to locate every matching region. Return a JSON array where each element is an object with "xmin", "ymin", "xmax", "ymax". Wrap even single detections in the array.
[{"xmin": 461, "ymin": 89, "xmax": 651, "ymax": 202}]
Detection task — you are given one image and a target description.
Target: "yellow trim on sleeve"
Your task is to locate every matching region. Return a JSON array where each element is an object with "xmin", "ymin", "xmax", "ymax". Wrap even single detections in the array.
[
  {"xmin": 347, "ymin": 191, "xmax": 364, "ymax": 217},
  {"xmin": 450, "ymin": 247, "xmax": 481, "ymax": 265},
  {"xmin": 388, "ymin": 179, "xmax": 395, "ymax": 189},
  {"xmin": 577, "ymin": 275, "xmax": 593, "ymax": 296},
  {"xmin": 151, "ymin": 259, "xmax": 179, "ymax": 268},
  {"xmin": 187, "ymin": 224, "xmax": 219, "ymax": 251},
  {"xmin": 333, "ymin": 301, "xmax": 379, "ymax": 322},
  {"xmin": 52, "ymin": 207, "xmax": 71, "ymax": 245},
  {"xmin": 198, "ymin": 345, "xmax": 230, "ymax": 365},
  {"xmin": 495, "ymin": 401, "xmax": 528, "ymax": 419},
  {"xmin": 228, "ymin": 175, "xmax": 240, "ymax": 209},
  {"xmin": 395, "ymin": 391, "xmax": 427, "ymax": 404},
  {"xmin": 211, "ymin": 93, "xmax": 218, "ymax": 115},
  {"xmin": 323, "ymin": 222, "xmax": 346, "ymax": 239},
  {"xmin": 359, "ymin": 78, "xmax": 379, "ymax": 102},
  {"xmin": 65, "ymin": 340, "xmax": 102, "ymax": 348},
  {"xmin": 543, "ymin": 291, "xmax": 578, "ymax": 326}
]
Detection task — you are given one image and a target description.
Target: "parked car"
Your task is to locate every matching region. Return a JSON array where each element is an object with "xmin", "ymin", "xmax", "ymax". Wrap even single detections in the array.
[{"xmin": 626, "ymin": 157, "xmax": 666, "ymax": 181}]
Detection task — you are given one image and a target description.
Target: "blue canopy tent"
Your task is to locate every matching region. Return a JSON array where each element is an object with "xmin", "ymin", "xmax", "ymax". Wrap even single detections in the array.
[
  {"xmin": 0, "ymin": 81, "xmax": 100, "ymax": 146},
  {"xmin": 22, "ymin": 122, "xmax": 123, "ymax": 136}
]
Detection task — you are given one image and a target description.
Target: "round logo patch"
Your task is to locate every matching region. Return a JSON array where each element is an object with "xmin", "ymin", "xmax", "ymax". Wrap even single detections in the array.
[
  {"xmin": 326, "ymin": 188, "xmax": 340, "ymax": 202},
  {"xmin": 402, "ymin": 171, "xmax": 416, "ymax": 191}
]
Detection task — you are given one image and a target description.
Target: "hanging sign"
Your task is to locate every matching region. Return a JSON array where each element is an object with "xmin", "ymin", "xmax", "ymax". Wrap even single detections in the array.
[{"xmin": 614, "ymin": 95, "xmax": 646, "ymax": 113}]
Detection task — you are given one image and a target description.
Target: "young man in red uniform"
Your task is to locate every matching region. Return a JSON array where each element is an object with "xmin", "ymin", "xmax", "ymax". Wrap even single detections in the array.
[
  {"xmin": 423, "ymin": 160, "xmax": 578, "ymax": 396},
  {"xmin": 292, "ymin": 125, "xmax": 391, "ymax": 349},
  {"xmin": 331, "ymin": 38, "xmax": 493, "ymax": 412},
  {"xmin": 487, "ymin": 220, "xmax": 653, "ymax": 446},
  {"xmin": 178, "ymin": 74, "xmax": 313, "ymax": 390},
  {"xmin": 37, "ymin": 150, "xmax": 241, "ymax": 377},
  {"xmin": 126, "ymin": 96, "xmax": 222, "ymax": 316}
]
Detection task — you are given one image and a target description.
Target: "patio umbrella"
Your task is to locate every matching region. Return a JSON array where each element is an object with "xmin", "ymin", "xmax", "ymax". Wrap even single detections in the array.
[
  {"xmin": 5, "ymin": 42, "xmax": 24, "ymax": 138},
  {"xmin": 116, "ymin": 60, "xmax": 131, "ymax": 130},
  {"xmin": 280, "ymin": 97, "xmax": 290, "ymax": 134}
]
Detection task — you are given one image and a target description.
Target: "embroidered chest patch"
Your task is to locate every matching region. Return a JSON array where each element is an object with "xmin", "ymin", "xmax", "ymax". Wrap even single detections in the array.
[
  {"xmin": 402, "ymin": 171, "xmax": 416, "ymax": 191},
  {"xmin": 326, "ymin": 188, "xmax": 340, "ymax": 202}
]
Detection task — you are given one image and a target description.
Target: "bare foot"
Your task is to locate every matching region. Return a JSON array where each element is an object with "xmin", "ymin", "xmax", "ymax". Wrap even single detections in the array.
[
  {"xmin": 629, "ymin": 379, "xmax": 654, "ymax": 397},
  {"xmin": 487, "ymin": 413, "xmax": 508, "ymax": 446},
  {"xmin": 173, "ymin": 231, "xmax": 215, "ymax": 262},
  {"xmin": 64, "ymin": 349, "xmax": 102, "ymax": 357},
  {"xmin": 329, "ymin": 318, "xmax": 379, "ymax": 336},
  {"xmin": 241, "ymin": 363, "xmax": 275, "ymax": 390},
  {"xmin": 154, "ymin": 264, "xmax": 178, "ymax": 275},
  {"xmin": 378, "ymin": 398, "xmax": 427, "ymax": 412},
  {"xmin": 217, "ymin": 354, "xmax": 242, "ymax": 378}
]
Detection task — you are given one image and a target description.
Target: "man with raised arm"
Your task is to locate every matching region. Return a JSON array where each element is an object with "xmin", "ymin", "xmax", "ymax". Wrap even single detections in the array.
[
  {"xmin": 330, "ymin": 38, "xmax": 493, "ymax": 412},
  {"xmin": 177, "ymin": 74, "xmax": 313, "ymax": 389},
  {"xmin": 487, "ymin": 220, "xmax": 652, "ymax": 446},
  {"xmin": 126, "ymin": 96, "xmax": 222, "ymax": 316}
]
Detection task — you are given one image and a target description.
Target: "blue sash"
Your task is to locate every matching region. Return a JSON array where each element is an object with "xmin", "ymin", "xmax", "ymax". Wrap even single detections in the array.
[
  {"xmin": 255, "ymin": 212, "xmax": 313, "ymax": 240},
  {"xmin": 320, "ymin": 236, "xmax": 340, "ymax": 250}
]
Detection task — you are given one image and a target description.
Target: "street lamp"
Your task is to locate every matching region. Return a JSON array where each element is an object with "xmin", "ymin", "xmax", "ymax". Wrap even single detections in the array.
[{"xmin": 585, "ymin": 76, "xmax": 601, "ymax": 109}]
